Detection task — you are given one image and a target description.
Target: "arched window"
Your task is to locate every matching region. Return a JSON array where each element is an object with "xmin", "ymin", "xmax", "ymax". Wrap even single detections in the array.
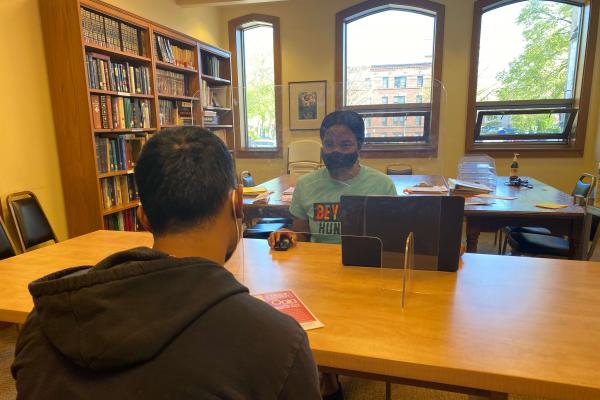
[
  {"xmin": 466, "ymin": 0, "xmax": 598, "ymax": 155},
  {"xmin": 335, "ymin": 0, "xmax": 445, "ymax": 156},
  {"xmin": 229, "ymin": 14, "xmax": 282, "ymax": 157}
]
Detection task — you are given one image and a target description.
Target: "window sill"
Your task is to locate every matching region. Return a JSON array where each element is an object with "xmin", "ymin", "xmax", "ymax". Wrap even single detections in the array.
[
  {"xmin": 360, "ymin": 142, "xmax": 438, "ymax": 158},
  {"xmin": 466, "ymin": 142, "xmax": 584, "ymax": 158},
  {"xmin": 236, "ymin": 149, "xmax": 283, "ymax": 159}
]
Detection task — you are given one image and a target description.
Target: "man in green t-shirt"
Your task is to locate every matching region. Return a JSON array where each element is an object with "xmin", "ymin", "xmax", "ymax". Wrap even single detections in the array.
[{"xmin": 269, "ymin": 110, "xmax": 397, "ymax": 247}]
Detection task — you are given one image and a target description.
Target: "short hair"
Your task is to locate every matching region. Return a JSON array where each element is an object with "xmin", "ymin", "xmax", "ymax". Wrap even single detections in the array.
[
  {"xmin": 134, "ymin": 127, "xmax": 236, "ymax": 235},
  {"xmin": 319, "ymin": 110, "xmax": 365, "ymax": 148}
]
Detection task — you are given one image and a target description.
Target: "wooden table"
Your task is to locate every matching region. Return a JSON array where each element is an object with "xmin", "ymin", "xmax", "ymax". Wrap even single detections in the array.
[
  {"xmin": 1, "ymin": 231, "xmax": 600, "ymax": 399},
  {"xmin": 464, "ymin": 177, "xmax": 585, "ymax": 259},
  {"xmin": 244, "ymin": 175, "xmax": 586, "ymax": 259}
]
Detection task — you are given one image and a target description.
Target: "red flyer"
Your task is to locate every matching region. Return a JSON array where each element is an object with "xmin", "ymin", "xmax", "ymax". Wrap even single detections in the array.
[{"xmin": 254, "ymin": 290, "xmax": 324, "ymax": 331}]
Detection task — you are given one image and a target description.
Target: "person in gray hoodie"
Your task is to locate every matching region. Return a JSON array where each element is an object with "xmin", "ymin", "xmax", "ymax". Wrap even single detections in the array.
[{"xmin": 12, "ymin": 126, "xmax": 321, "ymax": 400}]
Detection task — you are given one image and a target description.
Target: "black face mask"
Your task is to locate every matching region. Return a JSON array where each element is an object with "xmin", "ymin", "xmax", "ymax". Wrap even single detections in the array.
[{"xmin": 322, "ymin": 150, "xmax": 358, "ymax": 171}]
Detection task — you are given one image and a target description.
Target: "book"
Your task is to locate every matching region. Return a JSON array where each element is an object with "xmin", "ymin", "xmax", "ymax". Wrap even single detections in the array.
[
  {"xmin": 90, "ymin": 95, "xmax": 102, "ymax": 129},
  {"xmin": 99, "ymin": 174, "xmax": 139, "ymax": 209},
  {"xmin": 86, "ymin": 52, "xmax": 151, "ymax": 94},
  {"xmin": 403, "ymin": 185, "xmax": 449, "ymax": 194},
  {"xmin": 156, "ymin": 69, "xmax": 188, "ymax": 96},
  {"xmin": 80, "ymin": 7, "xmax": 144, "ymax": 55},
  {"xmin": 447, "ymin": 178, "xmax": 493, "ymax": 195},
  {"xmin": 103, "ymin": 208, "xmax": 138, "ymax": 231},
  {"xmin": 201, "ymin": 53, "xmax": 220, "ymax": 77},
  {"xmin": 254, "ymin": 290, "xmax": 324, "ymax": 331},
  {"xmin": 155, "ymin": 35, "xmax": 195, "ymax": 68}
]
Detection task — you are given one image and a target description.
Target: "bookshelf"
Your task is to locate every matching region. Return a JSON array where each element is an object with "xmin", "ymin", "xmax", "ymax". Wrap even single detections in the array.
[{"xmin": 39, "ymin": 0, "xmax": 235, "ymax": 237}]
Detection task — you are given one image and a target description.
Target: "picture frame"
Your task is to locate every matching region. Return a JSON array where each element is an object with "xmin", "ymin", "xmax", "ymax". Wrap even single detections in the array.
[{"xmin": 288, "ymin": 80, "xmax": 327, "ymax": 130}]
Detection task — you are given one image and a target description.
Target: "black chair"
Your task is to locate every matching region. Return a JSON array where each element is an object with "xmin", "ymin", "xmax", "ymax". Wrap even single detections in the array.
[
  {"xmin": 0, "ymin": 215, "xmax": 17, "ymax": 259},
  {"xmin": 240, "ymin": 171, "xmax": 290, "ymax": 239},
  {"xmin": 505, "ymin": 174, "xmax": 596, "ymax": 258},
  {"xmin": 7, "ymin": 191, "xmax": 58, "ymax": 252}
]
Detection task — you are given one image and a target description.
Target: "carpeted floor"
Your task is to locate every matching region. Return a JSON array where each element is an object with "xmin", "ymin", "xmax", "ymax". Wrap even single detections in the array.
[{"xmin": 0, "ymin": 232, "xmax": 595, "ymax": 399}]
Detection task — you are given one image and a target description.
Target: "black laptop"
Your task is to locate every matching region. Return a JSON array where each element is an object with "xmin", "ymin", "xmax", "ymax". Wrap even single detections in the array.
[{"xmin": 339, "ymin": 195, "xmax": 465, "ymax": 272}]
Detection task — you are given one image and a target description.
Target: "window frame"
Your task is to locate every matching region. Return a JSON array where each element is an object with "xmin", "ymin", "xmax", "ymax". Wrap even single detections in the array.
[
  {"xmin": 228, "ymin": 14, "xmax": 283, "ymax": 158},
  {"xmin": 465, "ymin": 0, "xmax": 598, "ymax": 157},
  {"xmin": 335, "ymin": 0, "xmax": 445, "ymax": 158}
]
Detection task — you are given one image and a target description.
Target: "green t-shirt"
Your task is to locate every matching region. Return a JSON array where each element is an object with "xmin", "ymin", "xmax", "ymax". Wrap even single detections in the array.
[{"xmin": 289, "ymin": 165, "xmax": 397, "ymax": 244}]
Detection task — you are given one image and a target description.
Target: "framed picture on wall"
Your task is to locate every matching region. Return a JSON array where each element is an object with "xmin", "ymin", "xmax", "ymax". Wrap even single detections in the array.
[{"xmin": 288, "ymin": 80, "xmax": 327, "ymax": 130}]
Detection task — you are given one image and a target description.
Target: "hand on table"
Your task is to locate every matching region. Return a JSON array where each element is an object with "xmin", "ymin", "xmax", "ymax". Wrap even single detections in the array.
[{"xmin": 268, "ymin": 229, "xmax": 297, "ymax": 249}]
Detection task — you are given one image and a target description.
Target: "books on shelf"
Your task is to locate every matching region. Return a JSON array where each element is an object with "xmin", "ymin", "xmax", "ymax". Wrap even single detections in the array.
[
  {"xmin": 201, "ymin": 53, "xmax": 220, "ymax": 77},
  {"xmin": 159, "ymin": 100, "xmax": 194, "ymax": 126},
  {"xmin": 203, "ymin": 110, "xmax": 219, "ymax": 125},
  {"xmin": 95, "ymin": 134, "xmax": 147, "ymax": 173},
  {"xmin": 100, "ymin": 174, "xmax": 139, "ymax": 209},
  {"xmin": 104, "ymin": 208, "xmax": 138, "ymax": 231},
  {"xmin": 156, "ymin": 69, "xmax": 188, "ymax": 96},
  {"xmin": 86, "ymin": 53, "xmax": 151, "ymax": 94},
  {"xmin": 201, "ymin": 81, "xmax": 231, "ymax": 108},
  {"xmin": 81, "ymin": 7, "xmax": 146, "ymax": 56},
  {"xmin": 91, "ymin": 95, "xmax": 152, "ymax": 129},
  {"xmin": 155, "ymin": 35, "xmax": 195, "ymax": 68}
]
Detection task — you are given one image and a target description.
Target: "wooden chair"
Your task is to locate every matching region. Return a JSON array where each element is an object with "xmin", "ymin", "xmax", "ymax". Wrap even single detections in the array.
[
  {"xmin": 7, "ymin": 191, "xmax": 58, "ymax": 252},
  {"xmin": 287, "ymin": 140, "xmax": 321, "ymax": 176},
  {"xmin": 0, "ymin": 215, "xmax": 17, "ymax": 260}
]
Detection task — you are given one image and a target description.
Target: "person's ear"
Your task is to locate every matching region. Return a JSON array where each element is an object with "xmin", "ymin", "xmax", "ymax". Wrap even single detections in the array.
[
  {"xmin": 232, "ymin": 184, "xmax": 244, "ymax": 219},
  {"xmin": 136, "ymin": 205, "xmax": 152, "ymax": 232}
]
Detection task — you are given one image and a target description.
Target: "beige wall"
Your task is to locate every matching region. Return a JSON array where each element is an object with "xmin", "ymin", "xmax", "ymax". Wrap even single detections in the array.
[
  {"xmin": 0, "ymin": 0, "xmax": 67, "ymax": 242},
  {"xmin": 221, "ymin": 0, "xmax": 600, "ymax": 191}
]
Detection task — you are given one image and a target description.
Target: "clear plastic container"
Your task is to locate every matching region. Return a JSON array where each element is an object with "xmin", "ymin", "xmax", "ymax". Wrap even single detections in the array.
[{"xmin": 457, "ymin": 154, "xmax": 497, "ymax": 191}]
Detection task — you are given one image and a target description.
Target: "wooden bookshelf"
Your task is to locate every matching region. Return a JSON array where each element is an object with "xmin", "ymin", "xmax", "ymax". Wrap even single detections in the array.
[{"xmin": 39, "ymin": 0, "xmax": 235, "ymax": 237}]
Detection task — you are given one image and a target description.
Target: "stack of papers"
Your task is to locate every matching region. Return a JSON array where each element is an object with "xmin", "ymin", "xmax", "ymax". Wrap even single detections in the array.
[
  {"xmin": 403, "ymin": 185, "xmax": 448, "ymax": 194},
  {"xmin": 242, "ymin": 186, "xmax": 268, "ymax": 196},
  {"xmin": 448, "ymin": 178, "xmax": 493, "ymax": 195},
  {"xmin": 252, "ymin": 191, "xmax": 271, "ymax": 204}
]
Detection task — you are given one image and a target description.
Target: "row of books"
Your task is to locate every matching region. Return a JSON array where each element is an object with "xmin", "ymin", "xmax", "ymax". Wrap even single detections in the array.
[
  {"xmin": 91, "ymin": 95, "xmax": 152, "ymax": 130},
  {"xmin": 81, "ymin": 7, "xmax": 146, "ymax": 56},
  {"xmin": 104, "ymin": 209, "xmax": 138, "ymax": 232},
  {"xmin": 203, "ymin": 110, "xmax": 219, "ymax": 125},
  {"xmin": 202, "ymin": 54, "xmax": 220, "ymax": 77},
  {"xmin": 86, "ymin": 53, "xmax": 151, "ymax": 94},
  {"xmin": 100, "ymin": 174, "xmax": 139, "ymax": 210},
  {"xmin": 155, "ymin": 35, "xmax": 195, "ymax": 69},
  {"xmin": 156, "ymin": 69, "xmax": 188, "ymax": 97},
  {"xmin": 95, "ymin": 135, "xmax": 146, "ymax": 173},
  {"xmin": 159, "ymin": 100, "xmax": 193, "ymax": 126},
  {"xmin": 201, "ymin": 81, "xmax": 230, "ymax": 108}
]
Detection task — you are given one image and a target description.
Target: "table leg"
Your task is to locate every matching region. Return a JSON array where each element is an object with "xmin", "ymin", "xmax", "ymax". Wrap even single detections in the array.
[
  {"xmin": 571, "ymin": 217, "xmax": 586, "ymax": 260},
  {"xmin": 465, "ymin": 221, "xmax": 480, "ymax": 253}
]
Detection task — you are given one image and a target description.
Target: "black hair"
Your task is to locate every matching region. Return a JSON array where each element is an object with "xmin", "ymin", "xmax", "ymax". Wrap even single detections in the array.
[
  {"xmin": 134, "ymin": 126, "xmax": 236, "ymax": 235},
  {"xmin": 319, "ymin": 110, "xmax": 365, "ymax": 148}
]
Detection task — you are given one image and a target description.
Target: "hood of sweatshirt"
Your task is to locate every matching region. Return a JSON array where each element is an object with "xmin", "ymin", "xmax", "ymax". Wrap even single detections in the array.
[{"xmin": 27, "ymin": 247, "xmax": 247, "ymax": 371}]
